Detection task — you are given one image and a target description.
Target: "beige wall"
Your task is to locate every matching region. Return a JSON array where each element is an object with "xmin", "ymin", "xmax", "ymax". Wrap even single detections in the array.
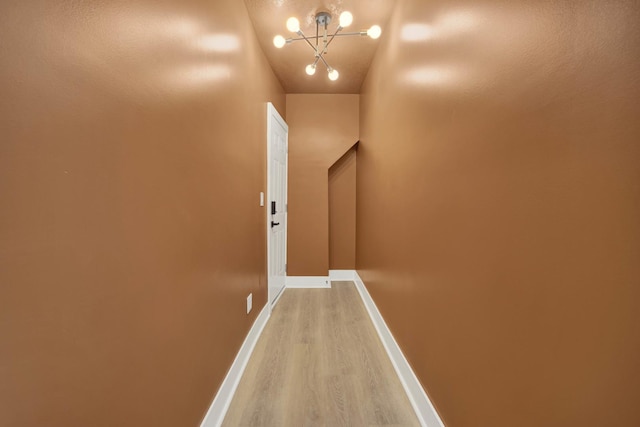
[
  {"xmin": 329, "ymin": 148, "xmax": 357, "ymax": 270},
  {"xmin": 0, "ymin": 1, "xmax": 284, "ymax": 426},
  {"xmin": 358, "ymin": 1, "xmax": 640, "ymax": 426},
  {"xmin": 286, "ymin": 94, "xmax": 359, "ymax": 276}
]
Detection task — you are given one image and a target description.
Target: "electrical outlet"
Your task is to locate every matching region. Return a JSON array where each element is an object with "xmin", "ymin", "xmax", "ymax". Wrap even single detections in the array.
[{"xmin": 246, "ymin": 293, "xmax": 253, "ymax": 314}]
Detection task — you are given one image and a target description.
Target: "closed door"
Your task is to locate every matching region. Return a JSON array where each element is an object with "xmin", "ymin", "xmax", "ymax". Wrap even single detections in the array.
[{"xmin": 267, "ymin": 103, "xmax": 288, "ymax": 307}]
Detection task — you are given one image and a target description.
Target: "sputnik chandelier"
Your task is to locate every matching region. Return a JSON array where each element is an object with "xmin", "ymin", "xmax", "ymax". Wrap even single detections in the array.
[{"xmin": 273, "ymin": 11, "xmax": 382, "ymax": 81}]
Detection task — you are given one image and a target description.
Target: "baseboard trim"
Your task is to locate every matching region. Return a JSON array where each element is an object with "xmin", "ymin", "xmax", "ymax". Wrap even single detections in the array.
[
  {"xmin": 329, "ymin": 269, "xmax": 357, "ymax": 281},
  {"xmin": 285, "ymin": 276, "xmax": 330, "ymax": 288},
  {"xmin": 353, "ymin": 272, "xmax": 445, "ymax": 427},
  {"xmin": 200, "ymin": 304, "xmax": 270, "ymax": 427}
]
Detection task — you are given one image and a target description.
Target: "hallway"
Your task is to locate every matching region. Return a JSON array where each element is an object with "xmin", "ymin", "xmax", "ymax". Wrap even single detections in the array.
[
  {"xmin": 1, "ymin": 0, "xmax": 639, "ymax": 426},
  {"xmin": 222, "ymin": 282, "xmax": 419, "ymax": 427}
]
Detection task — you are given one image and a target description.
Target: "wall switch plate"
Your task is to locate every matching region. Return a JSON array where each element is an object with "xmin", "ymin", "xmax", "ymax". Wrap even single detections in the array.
[
  {"xmin": 246, "ymin": 293, "xmax": 253, "ymax": 314},
  {"xmin": 260, "ymin": 192, "xmax": 264, "ymax": 206}
]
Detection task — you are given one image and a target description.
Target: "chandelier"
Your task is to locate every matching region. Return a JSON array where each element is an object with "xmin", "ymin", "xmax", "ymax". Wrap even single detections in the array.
[{"xmin": 273, "ymin": 11, "xmax": 382, "ymax": 81}]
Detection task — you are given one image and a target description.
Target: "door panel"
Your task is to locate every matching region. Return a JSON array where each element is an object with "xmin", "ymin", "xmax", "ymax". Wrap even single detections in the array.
[{"xmin": 267, "ymin": 103, "xmax": 287, "ymax": 306}]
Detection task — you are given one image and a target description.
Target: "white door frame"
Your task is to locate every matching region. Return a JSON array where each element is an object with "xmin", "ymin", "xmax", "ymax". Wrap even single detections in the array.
[{"xmin": 266, "ymin": 102, "xmax": 288, "ymax": 310}]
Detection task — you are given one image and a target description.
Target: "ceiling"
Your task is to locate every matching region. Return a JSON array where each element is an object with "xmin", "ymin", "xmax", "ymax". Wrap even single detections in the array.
[{"xmin": 244, "ymin": 0, "xmax": 396, "ymax": 94}]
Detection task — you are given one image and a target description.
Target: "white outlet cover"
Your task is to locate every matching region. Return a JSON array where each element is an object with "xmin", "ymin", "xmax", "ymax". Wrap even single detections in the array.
[
  {"xmin": 260, "ymin": 192, "xmax": 264, "ymax": 206},
  {"xmin": 246, "ymin": 293, "xmax": 253, "ymax": 314}
]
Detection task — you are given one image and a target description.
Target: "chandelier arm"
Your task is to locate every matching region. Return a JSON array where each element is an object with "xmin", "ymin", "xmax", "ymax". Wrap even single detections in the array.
[
  {"xmin": 317, "ymin": 53, "xmax": 332, "ymax": 71},
  {"xmin": 323, "ymin": 23, "xmax": 328, "ymax": 53},
  {"xmin": 313, "ymin": 42, "xmax": 328, "ymax": 65},
  {"xmin": 296, "ymin": 30, "xmax": 318, "ymax": 53},
  {"xmin": 323, "ymin": 26, "xmax": 343, "ymax": 52},
  {"xmin": 286, "ymin": 32, "xmax": 365, "ymax": 43},
  {"xmin": 313, "ymin": 26, "xmax": 345, "ymax": 65},
  {"xmin": 334, "ymin": 31, "xmax": 368, "ymax": 37},
  {"xmin": 315, "ymin": 50, "xmax": 326, "ymax": 65}
]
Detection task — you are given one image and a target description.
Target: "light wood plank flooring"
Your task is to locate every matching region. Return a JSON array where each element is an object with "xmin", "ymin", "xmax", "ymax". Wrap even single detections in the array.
[{"xmin": 222, "ymin": 281, "xmax": 420, "ymax": 427}]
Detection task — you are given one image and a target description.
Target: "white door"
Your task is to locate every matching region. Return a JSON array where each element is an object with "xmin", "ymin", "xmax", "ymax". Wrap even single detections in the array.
[{"xmin": 267, "ymin": 103, "xmax": 288, "ymax": 307}]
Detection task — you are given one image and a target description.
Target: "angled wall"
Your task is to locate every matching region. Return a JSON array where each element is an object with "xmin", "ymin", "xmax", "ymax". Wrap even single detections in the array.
[
  {"xmin": 0, "ymin": 1, "xmax": 284, "ymax": 426},
  {"xmin": 358, "ymin": 1, "xmax": 640, "ymax": 426},
  {"xmin": 329, "ymin": 147, "xmax": 357, "ymax": 270},
  {"xmin": 286, "ymin": 94, "xmax": 359, "ymax": 276}
]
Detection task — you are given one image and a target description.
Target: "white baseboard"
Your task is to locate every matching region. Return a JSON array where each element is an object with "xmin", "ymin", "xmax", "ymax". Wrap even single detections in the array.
[
  {"xmin": 329, "ymin": 269, "xmax": 357, "ymax": 281},
  {"xmin": 285, "ymin": 276, "xmax": 330, "ymax": 288},
  {"xmin": 353, "ymin": 272, "xmax": 445, "ymax": 427},
  {"xmin": 200, "ymin": 304, "xmax": 270, "ymax": 427}
]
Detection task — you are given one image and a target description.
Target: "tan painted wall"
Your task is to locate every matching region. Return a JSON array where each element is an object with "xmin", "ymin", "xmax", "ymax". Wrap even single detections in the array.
[
  {"xmin": 0, "ymin": 1, "xmax": 284, "ymax": 426},
  {"xmin": 329, "ymin": 148, "xmax": 357, "ymax": 270},
  {"xmin": 358, "ymin": 1, "xmax": 640, "ymax": 426},
  {"xmin": 286, "ymin": 94, "xmax": 359, "ymax": 276}
]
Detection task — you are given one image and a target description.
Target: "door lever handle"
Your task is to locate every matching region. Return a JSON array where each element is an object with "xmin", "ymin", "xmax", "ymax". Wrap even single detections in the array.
[{"xmin": 271, "ymin": 221, "xmax": 280, "ymax": 228}]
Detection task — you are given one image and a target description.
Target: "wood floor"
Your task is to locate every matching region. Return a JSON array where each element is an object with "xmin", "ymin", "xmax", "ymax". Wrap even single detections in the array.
[{"xmin": 222, "ymin": 281, "xmax": 420, "ymax": 427}]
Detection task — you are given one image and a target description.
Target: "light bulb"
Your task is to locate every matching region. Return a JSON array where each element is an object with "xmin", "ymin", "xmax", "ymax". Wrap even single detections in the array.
[
  {"xmin": 367, "ymin": 25, "xmax": 382, "ymax": 39},
  {"xmin": 305, "ymin": 64, "xmax": 317, "ymax": 75},
  {"xmin": 328, "ymin": 69, "xmax": 339, "ymax": 81},
  {"xmin": 339, "ymin": 11, "xmax": 353, "ymax": 28},
  {"xmin": 286, "ymin": 17, "xmax": 300, "ymax": 33},
  {"xmin": 273, "ymin": 35, "xmax": 286, "ymax": 48}
]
